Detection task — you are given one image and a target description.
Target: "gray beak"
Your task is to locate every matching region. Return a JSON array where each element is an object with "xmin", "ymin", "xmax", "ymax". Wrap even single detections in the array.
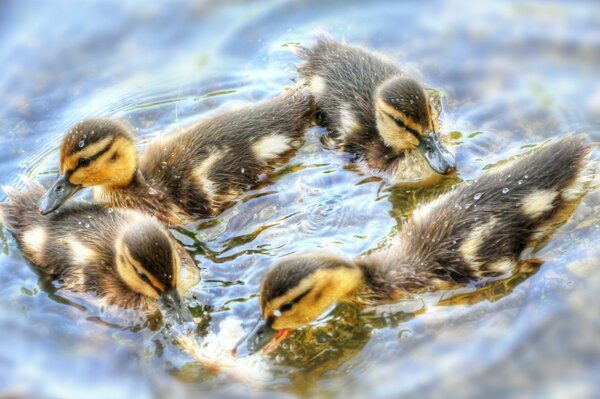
[
  {"xmin": 234, "ymin": 318, "xmax": 276, "ymax": 358},
  {"xmin": 417, "ymin": 132, "xmax": 456, "ymax": 175},
  {"xmin": 158, "ymin": 288, "xmax": 193, "ymax": 324},
  {"xmin": 39, "ymin": 175, "xmax": 81, "ymax": 215}
]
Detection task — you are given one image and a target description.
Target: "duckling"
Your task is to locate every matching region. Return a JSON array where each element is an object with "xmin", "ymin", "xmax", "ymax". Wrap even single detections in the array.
[
  {"xmin": 236, "ymin": 136, "xmax": 594, "ymax": 355},
  {"xmin": 39, "ymin": 89, "xmax": 313, "ymax": 224},
  {"xmin": 1, "ymin": 180, "xmax": 199, "ymax": 322},
  {"xmin": 293, "ymin": 36, "xmax": 455, "ymax": 184}
]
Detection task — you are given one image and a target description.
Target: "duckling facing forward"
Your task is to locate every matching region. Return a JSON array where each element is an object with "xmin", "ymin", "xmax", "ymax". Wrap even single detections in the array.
[
  {"xmin": 39, "ymin": 89, "xmax": 313, "ymax": 224},
  {"xmin": 294, "ymin": 36, "xmax": 455, "ymax": 185},
  {"xmin": 236, "ymin": 136, "xmax": 594, "ymax": 355},
  {"xmin": 1, "ymin": 180, "xmax": 199, "ymax": 322}
]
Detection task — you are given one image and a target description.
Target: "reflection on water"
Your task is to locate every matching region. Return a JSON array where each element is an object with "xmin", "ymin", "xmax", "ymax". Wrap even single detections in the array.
[{"xmin": 1, "ymin": 1, "xmax": 600, "ymax": 398}]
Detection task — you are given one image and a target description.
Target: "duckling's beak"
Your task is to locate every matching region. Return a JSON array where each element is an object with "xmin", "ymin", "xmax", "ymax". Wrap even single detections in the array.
[
  {"xmin": 39, "ymin": 175, "xmax": 81, "ymax": 215},
  {"xmin": 159, "ymin": 287, "xmax": 193, "ymax": 324},
  {"xmin": 233, "ymin": 317, "xmax": 292, "ymax": 358},
  {"xmin": 417, "ymin": 132, "xmax": 456, "ymax": 175}
]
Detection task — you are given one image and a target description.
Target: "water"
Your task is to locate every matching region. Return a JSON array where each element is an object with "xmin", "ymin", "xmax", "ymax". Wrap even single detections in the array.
[{"xmin": 1, "ymin": 1, "xmax": 600, "ymax": 398}]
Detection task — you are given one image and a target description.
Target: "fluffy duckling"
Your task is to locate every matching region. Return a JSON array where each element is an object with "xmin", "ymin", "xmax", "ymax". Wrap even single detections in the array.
[
  {"xmin": 236, "ymin": 136, "xmax": 594, "ymax": 355},
  {"xmin": 294, "ymin": 36, "xmax": 455, "ymax": 184},
  {"xmin": 39, "ymin": 89, "xmax": 313, "ymax": 224},
  {"xmin": 1, "ymin": 180, "xmax": 199, "ymax": 322}
]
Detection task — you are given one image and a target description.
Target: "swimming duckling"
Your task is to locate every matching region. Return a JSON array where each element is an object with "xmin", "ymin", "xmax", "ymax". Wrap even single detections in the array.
[
  {"xmin": 1, "ymin": 180, "xmax": 199, "ymax": 322},
  {"xmin": 39, "ymin": 89, "xmax": 313, "ymax": 224},
  {"xmin": 236, "ymin": 136, "xmax": 594, "ymax": 355},
  {"xmin": 294, "ymin": 36, "xmax": 455, "ymax": 184}
]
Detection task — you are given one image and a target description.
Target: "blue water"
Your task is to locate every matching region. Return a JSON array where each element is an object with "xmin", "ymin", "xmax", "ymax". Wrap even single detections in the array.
[{"xmin": 1, "ymin": 1, "xmax": 600, "ymax": 398}]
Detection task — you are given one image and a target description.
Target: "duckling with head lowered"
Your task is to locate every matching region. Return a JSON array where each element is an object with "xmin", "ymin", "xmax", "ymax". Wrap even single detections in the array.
[
  {"xmin": 2, "ymin": 180, "xmax": 199, "ymax": 322},
  {"xmin": 39, "ymin": 89, "xmax": 313, "ymax": 224},
  {"xmin": 294, "ymin": 36, "xmax": 455, "ymax": 185},
  {"xmin": 236, "ymin": 136, "xmax": 594, "ymax": 355}
]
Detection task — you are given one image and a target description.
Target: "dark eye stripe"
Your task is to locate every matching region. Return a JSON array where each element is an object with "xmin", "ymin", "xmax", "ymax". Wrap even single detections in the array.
[
  {"xmin": 383, "ymin": 111, "xmax": 421, "ymax": 138},
  {"xmin": 280, "ymin": 288, "xmax": 312, "ymax": 313},
  {"xmin": 68, "ymin": 138, "xmax": 116, "ymax": 176},
  {"xmin": 124, "ymin": 249, "xmax": 163, "ymax": 293},
  {"xmin": 136, "ymin": 269, "xmax": 152, "ymax": 284}
]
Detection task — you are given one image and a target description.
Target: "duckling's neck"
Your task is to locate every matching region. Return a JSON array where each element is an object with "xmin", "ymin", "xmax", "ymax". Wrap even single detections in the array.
[
  {"xmin": 353, "ymin": 255, "xmax": 421, "ymax": 304},
  {"xmin": 364, "ymin": 140, "xmax": 440, "ymax": 185},
  {"xmin": 92, "ymin": 170, "xmax": 187, "ymax": 225}
]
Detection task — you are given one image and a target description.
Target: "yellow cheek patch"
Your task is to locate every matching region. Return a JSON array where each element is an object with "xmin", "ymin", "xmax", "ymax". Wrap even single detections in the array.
[
  {"xmin": 60, "ymin": 136, "xmax": 114, "ymax": 174},
  {"xmin": 266, "ymin": 266, "xmax": 363, "ymax": 330},
  {"xmin": 68, "ymin": 137, "xmax": 136, "ymax": 188},
  {"xmin": 263, "ymin": 273, "xmax": 314, "ymax": 319},
  {"xmin": 375, "ymin": 99, "xmax": 423, "ymax": 151},
  {"xmin": 376, "ymin": 98, "xmax": 426, "ymax": 135},
  {"xmin": 115, "ymin": 238, "xmax": 164, "ymax": 299}
]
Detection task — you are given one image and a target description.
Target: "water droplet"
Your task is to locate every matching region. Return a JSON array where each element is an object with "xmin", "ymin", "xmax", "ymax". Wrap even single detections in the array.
[
  {"xmin": 107, "ymin": 208, "xmax": 114, "ymax": 213},
  {"xmin": 273, "ymin": 310, "xmax": 282, "ymax": 317},
  {"xmin": 148, "ymin": 187, "xmax": 158, "ymax": 195},
  {"xmin": 473, "ymin": 193, "xmax": 482, "ymax": 201},
  {"xmin": 409, "ymin": 99, "xmax": 414, "ymax": 104},
  {"xmin": 524, "ymin": 175, "xmax": 529, "ymax": 179},
  {"xmin": 84, "ymin": 223, "xmax": 90, "ymax": 228},
  {"xmin": 518, "ymin": 180, "xmax": 523, "ymax": 185},
  {"xmin": 241, "ymin": 167, "xmax": 245, "ymax": 174},
  {"xmin": 78, "ymin": 140, "xmax": 85, "ymax": 148},
  {"xmin": 502, "ymin": 187, "xmax": 510, "ymax": 194},
  {"xmin": 161, "ymin": 161, "xmax": 167, "ymax": 168}
]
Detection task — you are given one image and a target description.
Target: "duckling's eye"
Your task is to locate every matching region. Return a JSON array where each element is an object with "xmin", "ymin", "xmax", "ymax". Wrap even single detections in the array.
[
  {"xmin": 280, "ymin": 302, "xmax": 293, "ymax": 313},
  {"xmin": 393, "ymin": 118, "xmax": 406, "ymax": 129},
  {"xmin": 135, "ymin": 269, "xmax": 151, "ymax": 285},
  {"xmin": 78, "ymin": 158, "xmax": 91, "ymax": 167}
]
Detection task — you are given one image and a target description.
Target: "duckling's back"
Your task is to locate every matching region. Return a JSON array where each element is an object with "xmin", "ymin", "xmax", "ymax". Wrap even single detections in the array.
[
  {"xmin": 362, "ymin": 136, "xmax": 594, "ymax": 296},
  {"xmin": 1, "ymin": 181, "xmax": 119, "ymax": 282},
  {"xmin": 139, "ymin": 88, "xmax": 314, "ymax": 217},
  {"xmin": 295, "ymin": 37, "xmax": 400, "ymax": 135}
]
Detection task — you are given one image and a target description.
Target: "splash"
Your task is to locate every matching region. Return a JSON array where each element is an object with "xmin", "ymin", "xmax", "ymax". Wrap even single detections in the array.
[{"xmin": 175, "ymin": 318, "xmax": 272, "ymax": 388}]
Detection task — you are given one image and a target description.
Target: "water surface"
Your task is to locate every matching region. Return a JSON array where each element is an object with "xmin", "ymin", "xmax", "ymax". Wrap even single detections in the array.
[{"xmin": 1, "ymin": 1, "xmax": 600, "ymax": 398}]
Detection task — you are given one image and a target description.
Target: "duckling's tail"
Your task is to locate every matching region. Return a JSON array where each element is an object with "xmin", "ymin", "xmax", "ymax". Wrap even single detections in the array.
[
  {"xmin": 398, "ymin": 135, "xmax": 595, "ymax": 287},
  {"xmin": 288, "ymin": 30, "xmax": 334, "ymax": 60},
  {"xmin": 458, "ymin": 135, "xmax": 595, "ymax": 272},
  {"xmin": 289, "ymin": 43, "xmax": 310, "ymax": 60},
  {"xmin": 0, "ymin": 177, "xmax": 45, "ymax": 232}
]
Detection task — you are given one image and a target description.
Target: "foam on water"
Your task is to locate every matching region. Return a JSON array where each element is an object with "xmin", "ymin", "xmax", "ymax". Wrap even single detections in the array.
[{"xmin": 175, "ymin": 318, "xmax": 272, "ymax": 388}]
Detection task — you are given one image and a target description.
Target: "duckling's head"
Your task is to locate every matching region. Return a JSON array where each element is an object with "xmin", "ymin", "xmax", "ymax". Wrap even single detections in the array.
[
  {"xmin": 115, "ymin": 216, "xmax": 192, "ymax": 323},
  {"xmin": 235, "ymin": 254, "xmax": 362, "ymax": 357},
  {"xmin": 375, "ymin": 77, "xmax": 455, "ymax": 175},
  {"xmin": 39, "ymin": 119, "xmax": 137, "ymax": 214}
]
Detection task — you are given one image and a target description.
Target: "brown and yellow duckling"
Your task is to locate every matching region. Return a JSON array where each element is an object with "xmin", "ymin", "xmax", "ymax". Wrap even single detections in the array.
[
  {"xmin": 1, "ymin": 180, "xmax": 199, "ymax": 322},
  {"xmin": 236, "ymin": 136, "xmax": 594, "ymax": 355},
  {"xmin": 294, "ymin": 35, "xmax": 455, "ymax": 185},
  {"xmin": 39, "ymin": 89, "xmax": 313, "ymax": 224}
]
